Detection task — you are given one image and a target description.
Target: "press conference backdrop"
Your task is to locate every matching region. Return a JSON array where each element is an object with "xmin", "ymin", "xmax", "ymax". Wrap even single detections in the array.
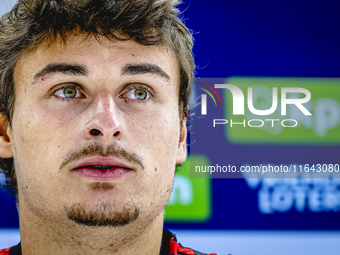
[{"xmin": 1, "ymin": 1, "xmax": 340, "ymax": 255}]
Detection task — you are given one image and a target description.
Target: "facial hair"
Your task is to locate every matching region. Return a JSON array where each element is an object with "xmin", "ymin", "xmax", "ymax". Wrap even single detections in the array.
[{"xmin": 65, "ymin": 202, "xmax": 140, "ymax": 227}]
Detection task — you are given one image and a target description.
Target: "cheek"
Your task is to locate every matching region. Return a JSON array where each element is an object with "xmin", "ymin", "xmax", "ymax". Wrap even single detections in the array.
[
  {"xmin": 125, "ymin": 105, "xmax": 179, "ymax": 194},
  {"xmin": 126, "ymin": 104, "xmax": 180, "ymax": 157},
  {"xmin": 11, "ymin": 102, "xmax": 72, "ymax": 181},
  {"xmin": 12, "ymin": 105, "xmax": 79, "ymax": 208}
]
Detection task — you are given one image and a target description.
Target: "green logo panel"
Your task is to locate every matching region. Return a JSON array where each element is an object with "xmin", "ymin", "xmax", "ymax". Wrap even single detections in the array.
[
  {"xmin": 164, "ymin": 155, "xmax": 212, "ymax": 222},
  {"xmin": 224, "ymin": 77, "xmax": 340, "ymax": 144}
]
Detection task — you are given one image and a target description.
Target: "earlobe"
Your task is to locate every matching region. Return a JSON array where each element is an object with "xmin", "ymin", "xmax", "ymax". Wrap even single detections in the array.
[
  {"xmin": 0, "ymin": 115, "xmax": 13, "ymax": 158},
  {"xmin": 176, "ymin": 119, "xmax": 187, "ymax": 164}
]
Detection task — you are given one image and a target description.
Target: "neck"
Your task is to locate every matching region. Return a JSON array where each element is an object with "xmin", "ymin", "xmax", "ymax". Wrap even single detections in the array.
[{"xmin": 19, "ymin": 200, "xmax": 164, "ymax": 255}]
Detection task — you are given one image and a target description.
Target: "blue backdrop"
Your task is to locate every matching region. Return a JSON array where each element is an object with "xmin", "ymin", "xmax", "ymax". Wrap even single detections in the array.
[{"xmin": 0, "ymin": 0, "xmax": 340, "ymax": 231}]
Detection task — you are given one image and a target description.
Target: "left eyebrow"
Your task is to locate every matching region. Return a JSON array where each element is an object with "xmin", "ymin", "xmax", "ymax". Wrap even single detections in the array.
[
  {"xmin": 33, "ymin": 63, "xmax": 89, "ymax": 83},
  {"xmin": 121, "ymin": 63, "xmax": 171, "ymax": 84}
]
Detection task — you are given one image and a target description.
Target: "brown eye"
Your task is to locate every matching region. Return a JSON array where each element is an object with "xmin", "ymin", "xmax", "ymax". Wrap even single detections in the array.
[
  {"xmin": 134, "ymin": 89, "xmax": 147, "ymax": 100},
  {"xmin": 63, "ymin": 87, "xmax": 77, "ymax": 98}
]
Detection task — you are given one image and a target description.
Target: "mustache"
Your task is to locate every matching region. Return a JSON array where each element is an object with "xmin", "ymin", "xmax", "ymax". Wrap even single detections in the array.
[{"xmin": 59, "ymin": 143, "xmax": 144, "ymax": 171}]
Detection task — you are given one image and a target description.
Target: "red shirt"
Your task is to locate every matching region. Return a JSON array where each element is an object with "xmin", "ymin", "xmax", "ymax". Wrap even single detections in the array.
[{"xmin": 0, "ymin": 247, "xmax": 10, "ymax": 255}]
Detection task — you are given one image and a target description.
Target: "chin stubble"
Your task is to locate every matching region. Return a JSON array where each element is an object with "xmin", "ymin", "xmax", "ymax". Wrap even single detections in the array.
[
  {"xmin": 65, "ymin": 203, "xmax": 140, "ymax": 227},
  {"xmin": 87, "ymin": 182, "xmax": 115, "ymax": 190}
]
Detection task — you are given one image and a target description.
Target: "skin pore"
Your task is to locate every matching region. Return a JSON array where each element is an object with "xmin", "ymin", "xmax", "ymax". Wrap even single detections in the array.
[{"xmin": 0, "ymin": 34, "xmax": 187, "ymax": 255}]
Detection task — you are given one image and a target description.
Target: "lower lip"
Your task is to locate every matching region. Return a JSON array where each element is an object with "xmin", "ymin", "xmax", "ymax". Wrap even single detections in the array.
[{"xmin": 73, "ymin": 167, "xmax": 132, "ymax": 180}]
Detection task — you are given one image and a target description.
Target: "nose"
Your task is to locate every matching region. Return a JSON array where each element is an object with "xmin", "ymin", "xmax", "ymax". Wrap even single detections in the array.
[{"xmin": 83, "ymin": 93, "xmax": 124, "ymax": 141}]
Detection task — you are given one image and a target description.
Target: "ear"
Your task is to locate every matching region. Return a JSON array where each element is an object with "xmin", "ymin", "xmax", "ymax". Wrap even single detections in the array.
[
  {"xmin": 0, "ymin": 115, "xmax": 13, "ymax": 158},
  {"xmin": 176, "ymin": 118, "xmax": 187, "ymax": 164}
]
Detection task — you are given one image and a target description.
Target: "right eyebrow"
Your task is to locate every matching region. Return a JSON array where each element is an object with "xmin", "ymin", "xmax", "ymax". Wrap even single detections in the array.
[
  {"xmin": 121, "ymin": 63, "xmax": 171, "ymax": 84},
  {"xmin": 33, "ymin": 63, "xmax": 89, "ymax": 83}
]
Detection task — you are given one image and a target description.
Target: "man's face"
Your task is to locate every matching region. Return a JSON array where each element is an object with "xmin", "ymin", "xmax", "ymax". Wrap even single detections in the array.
[{"xmin": 9, "ymin": 34, "xmax": 187, "ymax": 226}]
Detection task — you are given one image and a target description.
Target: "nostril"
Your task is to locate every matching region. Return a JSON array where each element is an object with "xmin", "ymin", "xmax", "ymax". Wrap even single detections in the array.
[
  {"xmin": 90, "ymin": 129, "xmax": 101, "ymax": 136},
  {"xmin": 113, "ymin": 131, "xmax": 120, "ymax": 137}
]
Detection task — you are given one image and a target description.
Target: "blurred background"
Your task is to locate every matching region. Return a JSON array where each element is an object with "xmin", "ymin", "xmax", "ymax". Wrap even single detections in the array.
[{"xmin": 1, "ymin": 1, "xmax": 340, "ymax": 254}]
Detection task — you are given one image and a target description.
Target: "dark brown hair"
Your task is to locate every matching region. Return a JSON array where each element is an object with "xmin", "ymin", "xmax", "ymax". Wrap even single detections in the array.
[{"xmin": 0, "ymin": 0, "xmax": 194, "ymax": 195}]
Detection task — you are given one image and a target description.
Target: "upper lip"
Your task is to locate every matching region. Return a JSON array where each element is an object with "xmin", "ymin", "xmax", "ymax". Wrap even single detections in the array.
[{"xmin": 71, "ymin": 156, "xmax": 134, "ymax": 170}]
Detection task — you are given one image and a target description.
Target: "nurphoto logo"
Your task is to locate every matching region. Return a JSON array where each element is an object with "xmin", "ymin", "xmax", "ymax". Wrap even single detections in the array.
[{"xmin": 199, "ymin": 83, "xmax": 312, "ymax": 128}]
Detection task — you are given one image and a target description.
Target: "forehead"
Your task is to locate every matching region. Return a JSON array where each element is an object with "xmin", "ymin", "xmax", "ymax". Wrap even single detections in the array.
[{"xmin": 14, "ymin": 34, "xmax": 180, "ymax": 86}]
